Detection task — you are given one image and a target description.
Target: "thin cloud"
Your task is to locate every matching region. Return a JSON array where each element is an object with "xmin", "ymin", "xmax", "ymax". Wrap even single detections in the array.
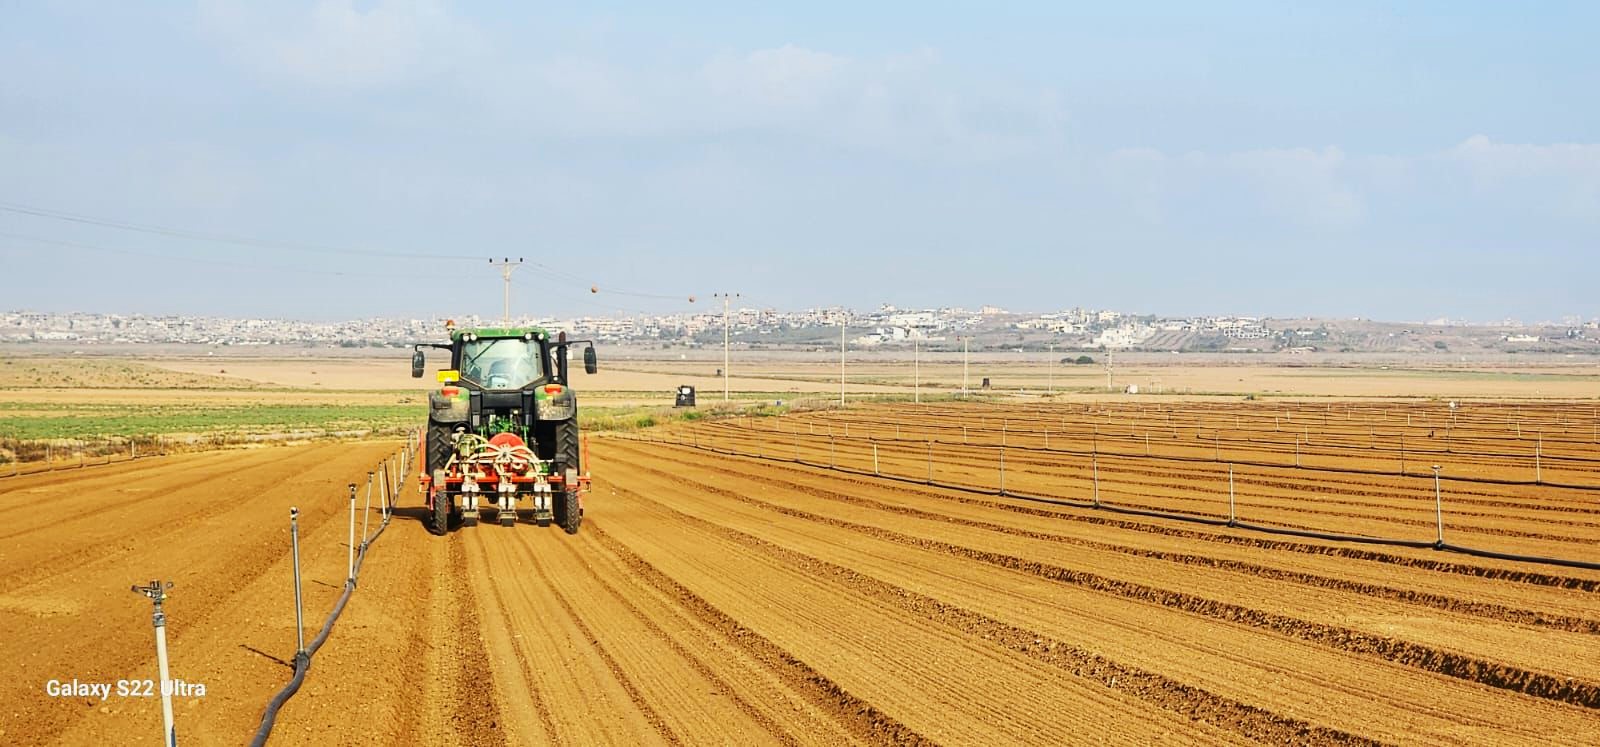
[
  {"xmin": 196, "ymin": 0, "xmax": 482, "ymax": 89},
  {"xmin": 1448, "ymin": 135, "xmax": 1600, "ymax": 220},
  {"xmin": 1100, "ymin": 138, "xmax": 1600, "ymax": 230}
]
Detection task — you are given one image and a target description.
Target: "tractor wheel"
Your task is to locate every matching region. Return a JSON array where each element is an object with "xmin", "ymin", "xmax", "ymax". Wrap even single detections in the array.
[
  {"xmin": 555, "ymin": 419, "xmax": 580, "ymax": 472},
  {"xmin": 425, "ymin": 420, "xmax": 457, "ymax": 474},
  {"xmin": 556, "ymin": 420, "xmax": 582, "ymax": 534},
  {"xmin": 559, "ymin": 487, "xmax": 582, "ymax": 534},
  {"xmin": 429, "ymin": 486, "xmax": 450, "ymax": 536}
]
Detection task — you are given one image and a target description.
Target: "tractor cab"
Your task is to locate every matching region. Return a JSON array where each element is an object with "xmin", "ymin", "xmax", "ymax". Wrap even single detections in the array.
[
  {"xmin": 409, "ymin": 324, "xmax": 598, "ymax": 534},
  {"xmin": 459, "ymin": 335, "xmax": 542, "ymax": 390},
  {"xmin": 411, "ymin": 327, "xmax": 597, "ymax": 390}
]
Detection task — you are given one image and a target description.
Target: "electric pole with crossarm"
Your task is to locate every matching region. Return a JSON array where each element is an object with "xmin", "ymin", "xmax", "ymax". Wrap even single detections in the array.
[
  {"xmin": 490, "ymin": 257, "xmax": 523, "ymax": 325},
  {"xmin": 714, "ymin": 292, "xmax": 739, "ymax": 401}
]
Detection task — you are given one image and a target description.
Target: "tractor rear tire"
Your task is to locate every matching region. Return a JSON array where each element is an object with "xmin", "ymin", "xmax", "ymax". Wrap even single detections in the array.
[
  {"xmin": 559, "ymin": 488, "xmax": 581, "ymax": 534},
  {"xmin": 426, "ymin": 421, "xmax": 457, "ymax": 474},
  {"xmin": 555, "ymin": 419, "xmax": 580, "ymax": 473},
  {"xmin": 556, "ymin": 421, "xmax": 582, "ymax": 534},
  {"xmin": 430, "ymin": 489, "xmax": 450, "ymax": 536}
]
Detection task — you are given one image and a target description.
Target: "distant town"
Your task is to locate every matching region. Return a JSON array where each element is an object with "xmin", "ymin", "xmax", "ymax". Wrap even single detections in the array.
[{"xmin": 4, "ymin": 307, "xmax": 1598, "ymax": 355}]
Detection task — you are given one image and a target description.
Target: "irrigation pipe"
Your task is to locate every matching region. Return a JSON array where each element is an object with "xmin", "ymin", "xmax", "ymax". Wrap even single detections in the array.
[
  {"xmin": 249, "ymin": 444, "xmax": 410, "ymax": 746},
  {"xmin": 705, "ymin": 420, "xmax": 1600, "ymax": 492},
  {"xmin": 641, "ymin": 433, "xmax": 1600, "ymax": 573},
  {"xmin": 800, "ymin": 410, "xmax": 1600, "ymax": 473}
]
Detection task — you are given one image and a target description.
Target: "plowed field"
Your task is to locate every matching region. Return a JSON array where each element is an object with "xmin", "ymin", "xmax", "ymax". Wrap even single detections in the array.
[{"xmin": 4, "ymin": 400, "xmax": 1598, "ymax": 745}]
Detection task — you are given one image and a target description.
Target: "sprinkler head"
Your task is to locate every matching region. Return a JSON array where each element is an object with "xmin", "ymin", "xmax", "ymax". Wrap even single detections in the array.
[{"xmin": 131, "ymin": 580, "xmax": 173, "ymax": 600}]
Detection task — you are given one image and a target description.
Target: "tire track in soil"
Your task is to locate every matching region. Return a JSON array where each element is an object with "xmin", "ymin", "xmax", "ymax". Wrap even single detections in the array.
[
  {"xmin": 460, "ymin": 532, "xmax": 556, "ymax": 745},
  {"xmin": 603, "ymin": 479, "xmax": 1383, "ymax": 746},
  {"xmin": 545, "ymin": 532, "xmax": 805, "ymax": 747},
  {"xmin": 466, "ymin": 525, "xmax": 680, "ymax": 744},
  {"xmin": 441, "ymin": 537, "xmax": 509, "ymax": 746},
  {"xmin": 609, "ymin": 441, "xmax": 1600, "ymax": 710},
  {"xmin": 584, "ymin": 523, "xmax": 934, "ymax": 747},
  {"xmin": 642, "ymin": 435, "xmax": 1600, "ymax": 591},
  {"xmin": 514, "ymin": 532, "xmax": 681, "ymax": 745},
  {"xmin": 612, "ymin": 441, "xmax": 1600, "ymax": 635},
  {"xmin": 384, "ymin": 526, "xmax": 511, "ymax": 747},
  {"xmin": 590, "ymin": 491, "xmax": 1255, "ymax": 743},
  {"xmin": 373, "ymin": 520, "xmax": 444, "ymax": 745}
]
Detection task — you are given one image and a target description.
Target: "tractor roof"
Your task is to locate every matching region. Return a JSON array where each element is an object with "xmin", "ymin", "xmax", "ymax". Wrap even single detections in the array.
[{"xmin": 450, "ymin": 326, "xmax": 550, "ymax": 341}]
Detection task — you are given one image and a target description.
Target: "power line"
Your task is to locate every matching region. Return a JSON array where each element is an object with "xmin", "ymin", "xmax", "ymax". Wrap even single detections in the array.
[
  {"xmin": 515, "ymin": 257, "xmax": 693, "ymax": 301},
  {"xmin": 505, "ymin": 273, "xmax": 668, "ymax": 315},
  {"xmin": 0, "ymin": 199, "xmax": 700, "ymax": 304},
  {"xmin": 0, "ymin": 231, "xmax": 691, "ymax": 317},
  {"xmin": 0, "ymin": 200, "xmax": 464, "ymax": 260},
  {"xmin": 0, "ymin": 231, "xmax": 438, "ymax": 279}
]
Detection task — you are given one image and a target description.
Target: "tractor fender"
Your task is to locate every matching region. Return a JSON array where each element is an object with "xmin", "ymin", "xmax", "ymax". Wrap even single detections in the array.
[
  {"xmin": 428, "ymin": 389, "xmax": 470, "ymax": 422},
  {"xmin": 537, "ymin": 391, "xmax": 577, "ymax": 421}
]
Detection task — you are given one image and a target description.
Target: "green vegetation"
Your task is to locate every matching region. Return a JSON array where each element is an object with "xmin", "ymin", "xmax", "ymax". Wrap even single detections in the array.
[
  {"xmin": 0, "ymin": 403, "xmax": 417, "ymax": 441},
  {"xmin": 580, "ymin": 403, "xmax": 754, "ymax": 432}
]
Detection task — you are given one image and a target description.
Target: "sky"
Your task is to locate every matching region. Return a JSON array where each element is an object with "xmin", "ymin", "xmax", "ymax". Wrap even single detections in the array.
[{"xmin": 0, "ymin": 1, "xmax": 1596, "ymax": 322}]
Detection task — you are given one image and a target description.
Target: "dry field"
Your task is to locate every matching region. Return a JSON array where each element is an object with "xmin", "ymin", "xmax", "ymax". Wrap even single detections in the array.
[
  {"xmin": 14, "ymin": 351, "xmax": 1596, "ymax": 403},
  {"xmin": 602, "ymin": 353, "xmax": 1600, "ymax": 400},
  {"xmin": 3, "ymin": 399, "xmax": 1598, "ymax": 745},
  {"xmin": 148, "ymin": 356, "xmax": 905, "ymax": 400}
]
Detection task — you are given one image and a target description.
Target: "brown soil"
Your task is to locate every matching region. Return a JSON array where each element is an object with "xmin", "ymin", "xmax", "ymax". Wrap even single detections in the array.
[{"xmin": 5, "ymin": 399, "xmax": 1598, "ymax": 745}]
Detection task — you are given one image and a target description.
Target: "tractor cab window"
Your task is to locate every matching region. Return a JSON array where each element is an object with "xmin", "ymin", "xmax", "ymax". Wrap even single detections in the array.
[{"xmin": 459, "ymin": 338, "xmax": 543, "ymax": 390}]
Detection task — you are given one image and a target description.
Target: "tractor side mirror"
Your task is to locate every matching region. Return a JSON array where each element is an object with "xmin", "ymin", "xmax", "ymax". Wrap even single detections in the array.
[
  {"xmin": 583, "ymin": 346, "xmax": 598, "ymax": 374},
  {"xmin": 411, "ymin": 349, "xmax": 425, "ymax": 378}
]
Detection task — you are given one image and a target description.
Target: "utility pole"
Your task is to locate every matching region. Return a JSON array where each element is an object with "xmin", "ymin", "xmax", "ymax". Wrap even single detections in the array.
[
  {"xmin": 489, "ymin": 257, "xmax": 523, "ymax": 326},
  {"xmin": 714, "ymin": 292, "xmax": 739, "ymax": 401},
  {"xmin": 962, "ymin": 337, "xmax": 970, "ymax": 397},
  {"xmin": 913, "ymin": 334, "xmax": 920, "ymax": 404},
  {"xmin": 1106, "ymin": 347, "xmax": 1114, "ymax": 391},
  {"xmin": 840, "ymin": 320, "xmax": 847, "ymax": 406},
  {"xmin": 1048, "ymin": 343, "xmax": 1055, "ymax": 395}
]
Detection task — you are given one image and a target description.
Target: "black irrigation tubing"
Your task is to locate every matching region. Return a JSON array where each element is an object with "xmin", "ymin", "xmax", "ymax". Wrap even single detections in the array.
[
  {"xmin": 810, "ymin": 403, "xmax": 1600, "ymax": 454},
  {"xmin": 635, "ymin": 434, "xmax": 1600, "ymax": 573},
  {"xmin": 872, "ymin": 400, "xmax": 1600, "ymax": 426},
  {"xmin": 249, "ymin": 447, "xmax": 409, "ymax": 747},
  {"xmin": 807, "ymin": 414, "xmax": 1600, "ymax": 468},
  {"xmin": 1436, "ymin": 542, "xmax": 1600, "ymax": 571},
  {"xmin": 708, "ymin": 421, "xmax": 1600, "ymax": 493}
]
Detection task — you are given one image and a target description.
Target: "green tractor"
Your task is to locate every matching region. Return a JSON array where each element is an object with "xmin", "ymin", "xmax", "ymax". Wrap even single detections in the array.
[{"xmin": 410, "ymin": 323, "xmax": 597, "ymax": 535}]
